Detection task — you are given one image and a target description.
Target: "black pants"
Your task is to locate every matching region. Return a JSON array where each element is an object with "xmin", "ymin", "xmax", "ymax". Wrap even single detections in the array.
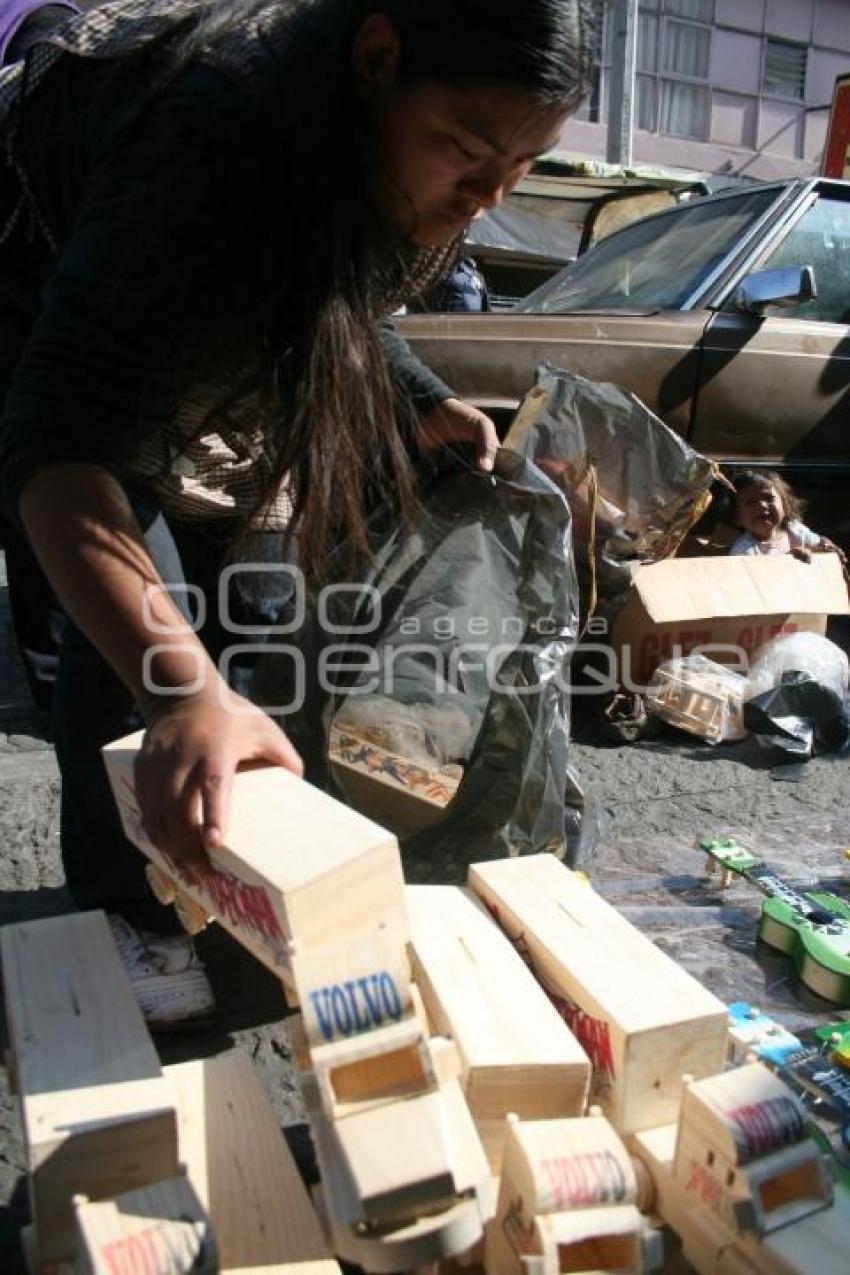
[
  {"xmin": 52, "ymin": 489, "xmax": 291, "ymax": 933},
  {"xmin": 0, "ymin": 512, "xmax": 62, "ymax": 712}
]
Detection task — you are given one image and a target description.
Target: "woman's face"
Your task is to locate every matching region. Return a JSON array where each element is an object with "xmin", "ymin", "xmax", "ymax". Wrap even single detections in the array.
[
  {"xmin": 734, "ymin": 482, "xmax": 786, "ymax": 540},
  {"xmin": 370, "ymin": 79, "xmax": 568, "ymax": 247}
]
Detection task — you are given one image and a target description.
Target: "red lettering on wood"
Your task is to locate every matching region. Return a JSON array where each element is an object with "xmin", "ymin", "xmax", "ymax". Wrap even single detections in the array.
[
  {"xmin": 155, "ymin": 843, "xmax": 285, "ymax": 962},
  {"xmin": 102, "ymin": 1239, "xmax": 130, "ymax": 1275},
  {"xmin": 548, "ymin": 993, "xmax": 615, "ymax": 1085},
  {"xmin": 480, "ymin": 910, "xmax": 615, "ymax": 1087},
  {"xmin": 685, "ymin": 1160, "xmax": 721, "ymax": 1210},
  {"xmin": 540, "ymin": 1152, "xmax": 624, "ymax": 1208},
  {"xmin": 101, "ymin": 1225, "xmax": 178, "ymax": 1275}
]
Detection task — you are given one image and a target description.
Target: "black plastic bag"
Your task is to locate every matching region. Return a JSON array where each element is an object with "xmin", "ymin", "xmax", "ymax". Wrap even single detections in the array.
[
  {"xmin": 253, "ymin": 451, "xmax": 585, "ymax": 878},
  {"xmin": 743, "ymin": 671, "xmax": 850, "ymax": 759}
]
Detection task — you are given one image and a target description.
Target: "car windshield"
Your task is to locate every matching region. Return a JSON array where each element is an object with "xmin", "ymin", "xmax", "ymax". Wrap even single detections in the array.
[{"xmin": 517, "ymin": 187, "xmax": 780, "ymax": 314}]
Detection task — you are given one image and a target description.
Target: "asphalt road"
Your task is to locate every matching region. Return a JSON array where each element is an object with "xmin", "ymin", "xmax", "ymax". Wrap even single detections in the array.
[{"xmin": 1, "ymin": 566, "xmax": 849, "ymax": 1272}]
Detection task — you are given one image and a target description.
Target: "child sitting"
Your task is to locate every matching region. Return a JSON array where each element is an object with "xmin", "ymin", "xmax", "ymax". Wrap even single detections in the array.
[{"xmin": 728, "ymin": 470, "xmax": 840, "ymax": 561}]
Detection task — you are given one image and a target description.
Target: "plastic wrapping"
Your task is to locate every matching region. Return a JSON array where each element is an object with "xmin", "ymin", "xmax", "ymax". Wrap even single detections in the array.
[
  {"xmin": 646, "ymin": 654, "xmax": 748, "ymax": 744},
  {"xmin": 746, "ymin": 632, "xmax": 850, "ymax": 700},
  {"xmin": 503, "ymin": 364, "xmax": 718, "ymax": 613},
  {"xmin": 333, "ymin": 696, "xmax": 477, "ymax": 770},
  {"xmin": 743, "ymin": 633, "xmax": 850, "ymax": 759},
  {"xmin": 253, "ymin": 449, "xmax": 584, "ymax": 877}
]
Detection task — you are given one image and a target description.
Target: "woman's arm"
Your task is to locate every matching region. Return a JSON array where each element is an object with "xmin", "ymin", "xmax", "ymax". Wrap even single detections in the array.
[
  {"xmin": 19, "ymin": 462, "xmax": 301, "ymax": 869},
  {"xmin": 2, "ymin": 64, "xmax": 303, "ymax": 867},
  {"xmin": 379, "ymin": 321, "xmax": 498, "ymax": 471}
]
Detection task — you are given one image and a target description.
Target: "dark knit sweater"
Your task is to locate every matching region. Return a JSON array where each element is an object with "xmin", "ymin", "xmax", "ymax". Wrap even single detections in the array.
[{"xmin": 0, "ymin": 9, "xmax": 453, "ymax": 526}]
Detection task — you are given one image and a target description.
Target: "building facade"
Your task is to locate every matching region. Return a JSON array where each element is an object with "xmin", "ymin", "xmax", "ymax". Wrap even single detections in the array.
[{"xmin": 559, "ymin": 0, "xmax": 850, "ymax": 180}]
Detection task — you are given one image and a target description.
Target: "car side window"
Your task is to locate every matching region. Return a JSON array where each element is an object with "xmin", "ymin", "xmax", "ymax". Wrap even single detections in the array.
[{"xmin": 758, "ymin": 196, "xmax": 850, "ymax": 324}]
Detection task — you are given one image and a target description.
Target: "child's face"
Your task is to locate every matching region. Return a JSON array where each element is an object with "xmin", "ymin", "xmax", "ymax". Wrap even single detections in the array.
[{"xmin": 734, "ymin": 482, "xmax": 785, "ymax": 540}]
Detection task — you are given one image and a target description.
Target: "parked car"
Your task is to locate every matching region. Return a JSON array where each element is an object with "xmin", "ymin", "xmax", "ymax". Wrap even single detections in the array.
[{"xmin": 399, "ymin": 178, "xmax": 850, "ymax": 542}]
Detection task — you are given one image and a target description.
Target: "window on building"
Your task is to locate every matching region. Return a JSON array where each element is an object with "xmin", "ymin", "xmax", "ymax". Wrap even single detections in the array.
[
  {"xmin": 659, "ymin": 80, "xmax": 710, "ymax": 139},
  {"xmin": 762, "ymin": 39, "xmax": 807, "ymax": 102},
  {"xmin": 590, "ymin": 0, "xmax": 715, "ymax": 141},
  {"xmin": 574, "ymin": 63, "xmax": 603, "ymax": 122},
  {"xmin": 573, "ymin": 2, "xmax": 611, "ymax": 122},
  {"xmin": 637, "ymin": 1, "xmax": 715, "ymax": 21},
  {"xmin": 664, "ymin": 0, "xmax": 714, "ymax": 23},
  {"xmin": 661, "ymin": 18, "xmax": 710, "ymax": 78},
  {"xmin": 636, "ymin": 75, "xmax": 657, "ymax": 131},
  {"xmin": 633, "ymin": 0, "xmax": 713, "ymax": 141}
]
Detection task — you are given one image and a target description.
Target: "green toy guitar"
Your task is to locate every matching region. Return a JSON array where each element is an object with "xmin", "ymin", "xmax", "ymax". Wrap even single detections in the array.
[{"xmin": 697, "ymin": 835, "xmax": 850, "ymax": 1006}]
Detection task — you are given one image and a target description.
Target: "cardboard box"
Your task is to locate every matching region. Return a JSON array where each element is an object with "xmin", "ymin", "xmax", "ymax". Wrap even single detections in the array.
[{"xmin": 609, "ymin": 552, "xmax": 849, "ymax": 686}]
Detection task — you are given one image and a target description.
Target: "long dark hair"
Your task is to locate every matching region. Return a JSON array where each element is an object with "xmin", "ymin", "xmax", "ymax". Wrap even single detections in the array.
[{"xmin": 138, "ymin": 0, "xmax": 597, "ymax": 579}]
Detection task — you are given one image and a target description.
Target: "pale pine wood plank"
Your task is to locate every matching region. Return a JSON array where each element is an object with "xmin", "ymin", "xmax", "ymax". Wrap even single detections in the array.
[
  {"xmin": 164, "ymin": 1052, "xmax": 339, "ymax": 1275},
  {"xmin": 407, "ymin": 885, "xmax": 590, "ymax": 1171},
  {"xmin": 468, "ymin": 855, "xmax": 728, "ymax": 1136},
  {"xmin": 1, "ymin": 912, "xmax": 178, "ymax": 1264}
]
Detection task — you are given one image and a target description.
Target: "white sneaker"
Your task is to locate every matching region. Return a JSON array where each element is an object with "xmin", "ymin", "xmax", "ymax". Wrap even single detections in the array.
[{"xmin": 107, "ymin": 915, "xmax": 217, "ymax": 1032}]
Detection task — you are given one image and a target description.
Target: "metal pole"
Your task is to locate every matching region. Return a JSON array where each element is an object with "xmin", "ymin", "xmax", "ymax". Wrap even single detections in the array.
[{"xmin": 606, "ymin": 0, "xmax": 639, "ymax": 167}]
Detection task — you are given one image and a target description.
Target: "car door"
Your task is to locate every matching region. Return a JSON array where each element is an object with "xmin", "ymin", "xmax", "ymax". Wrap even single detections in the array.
[
  {"xmin": 689, "ymin": 186, "xmax": 850, "ymax": 466},
  {"xmin": 402, "ymin": 308, "xmax": 711, "ymax": 437}
]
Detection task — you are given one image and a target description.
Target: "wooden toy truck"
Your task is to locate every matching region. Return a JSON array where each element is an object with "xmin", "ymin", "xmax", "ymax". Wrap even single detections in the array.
[
  {"xmin": 1, "ymin": 912, "xmax": 180, "ymax": 1267},
  {"xmin": 485, "ymin": 1113, "xmax": 644, "ymax": 1275},
  {"xmin": 646, "ymin": 663, "xmax": 745, "ymax": 744},
  {"xmin": 285, "ymin": 926, "xmax": 494, "ymax": 1271},
  {"xmin": 101, "ymin": 731, "xmax": 496, "ymax": 1271},
  {"xmin": 38, "ymin": 732, "xmax": 837, "ymax": 1275},
  {"xmin": 71, "ymin": 1050, "xmax": 347, "ymax": 1274},
  {"xmin": 633, "ymin": 1062, "xmax": 847, "ymax": 1275},
  {"xmin": 328, "ymin": 723, "xmax": 461, "ymax": 838},
  {"xmin": 101, "ymin": 732, "xmax": 408, "ymax": 998},
  {"xmin": 74, "ymin": 1175, "xmax": 216, "ymax": 1275},
  {"xmin": 1, "ymin": 910, "xmax": 340, "ymax": 1274}
]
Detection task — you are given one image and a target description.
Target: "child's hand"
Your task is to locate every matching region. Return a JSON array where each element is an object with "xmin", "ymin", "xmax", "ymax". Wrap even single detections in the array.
[{"xmin": 815, "ymin": 537, "xmax": 846, "ymax": 562}]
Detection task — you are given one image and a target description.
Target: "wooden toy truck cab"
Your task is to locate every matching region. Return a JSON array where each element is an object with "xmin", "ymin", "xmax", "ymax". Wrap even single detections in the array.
[
  {"xmin": 634, "ymin": 1062, "xmax": 845, "ymax": 1275},
  {"xmin": 486, "ymin": 1114, "xmax": 644, "ymax": 1275},
  {"xmin": 673, "ymin": 1065, "xmax": 832, "ymax": 1239},
  {"xmin": 101, "ymin": 731, "xmax": 495, "ymax": 1272}
]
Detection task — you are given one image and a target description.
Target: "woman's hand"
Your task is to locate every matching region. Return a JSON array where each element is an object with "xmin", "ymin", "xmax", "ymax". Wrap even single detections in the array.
[
  {"xmin": 415, "ymin": 396, "xmax": 499, "ymax": 473},
  {"xmin": 135, "ymin": 682, "xmax": 303, "ymax": 876},
  {"xmin": 17, "ymin": 464, "xmax": 303, "ymax": 875}
]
